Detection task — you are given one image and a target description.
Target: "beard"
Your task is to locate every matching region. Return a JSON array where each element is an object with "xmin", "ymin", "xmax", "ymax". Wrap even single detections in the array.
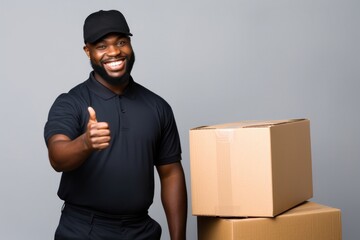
[{"xmin": 91, "ymin": 52, "xmax": 135, "ymax": 86}]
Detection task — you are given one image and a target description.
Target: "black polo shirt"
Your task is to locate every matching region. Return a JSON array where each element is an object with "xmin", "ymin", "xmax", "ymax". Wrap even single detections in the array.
[{"xmin": 44, "ymin": 72, "xmax": 182, "ymax": 214}]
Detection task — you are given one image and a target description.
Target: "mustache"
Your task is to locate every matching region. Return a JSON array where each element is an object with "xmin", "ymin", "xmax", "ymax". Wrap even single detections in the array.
[{"xmin": 101, "ymin": 56, "xmax": 128, "ymax": 64}]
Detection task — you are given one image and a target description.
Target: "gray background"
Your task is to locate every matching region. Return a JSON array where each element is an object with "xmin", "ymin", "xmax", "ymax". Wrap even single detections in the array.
[{"xmin": 1, "ymin": 0, "xmax": 359, "ymax": 239}]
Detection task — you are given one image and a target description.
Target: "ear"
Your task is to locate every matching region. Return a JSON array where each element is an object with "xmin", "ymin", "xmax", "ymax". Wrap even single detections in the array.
[{"xmin": 83, "ymin": 45, "xmax": 90, "ymax": 58}]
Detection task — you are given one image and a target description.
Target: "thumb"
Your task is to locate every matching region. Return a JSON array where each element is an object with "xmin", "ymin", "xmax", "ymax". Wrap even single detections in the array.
[{"xmin": 88, "ymin": 106, "xmax": 97, "ymax": 122}]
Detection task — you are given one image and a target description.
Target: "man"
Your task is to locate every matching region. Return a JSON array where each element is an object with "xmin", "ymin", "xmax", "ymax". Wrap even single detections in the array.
[{"xmin": 44, "ymin": 10, "xmax": 187, "ymax": 240}]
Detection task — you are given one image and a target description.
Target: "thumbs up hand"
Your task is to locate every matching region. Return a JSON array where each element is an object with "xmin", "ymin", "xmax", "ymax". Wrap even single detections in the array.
[{"xmin": 84, "ymin": 107, "xmax": 111, "ymax": 150}]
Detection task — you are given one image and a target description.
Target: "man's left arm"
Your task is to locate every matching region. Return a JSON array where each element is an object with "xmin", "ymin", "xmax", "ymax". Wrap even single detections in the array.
[{"xmin": 156, "ymin": 161, "xmax": 187, "ymax": 240}]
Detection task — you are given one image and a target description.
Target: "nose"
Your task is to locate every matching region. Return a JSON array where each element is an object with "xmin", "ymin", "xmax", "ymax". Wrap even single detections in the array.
[{"xmin": 107, "ymin": 45, "xmax": 121, "ymax": 56}]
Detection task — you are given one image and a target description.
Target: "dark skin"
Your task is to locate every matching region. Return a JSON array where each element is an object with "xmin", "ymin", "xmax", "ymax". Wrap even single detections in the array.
[{"xmin": 47, "ymin": 33, "xmax": 187, "ymax": 240}]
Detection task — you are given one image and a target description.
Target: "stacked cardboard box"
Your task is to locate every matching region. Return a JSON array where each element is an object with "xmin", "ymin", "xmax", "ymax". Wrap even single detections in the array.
[
  {"xmin": 189, "ymin": 119, "xmax": 342, "ymax": 239},
  {"xmin": 197, "ymin": 201, "xmax": 341, "ymax": 240}
]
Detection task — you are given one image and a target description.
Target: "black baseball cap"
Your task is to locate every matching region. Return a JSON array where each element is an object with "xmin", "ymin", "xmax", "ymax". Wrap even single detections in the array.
[{"xmin": 83, "ymin": 10, "xmax": 132, "ymax": 43}]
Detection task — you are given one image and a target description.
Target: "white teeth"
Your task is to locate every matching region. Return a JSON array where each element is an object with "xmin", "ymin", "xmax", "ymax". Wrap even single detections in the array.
[{"xmin": 107, "ymin": 61, "xmax": 122, "ymax": 67}]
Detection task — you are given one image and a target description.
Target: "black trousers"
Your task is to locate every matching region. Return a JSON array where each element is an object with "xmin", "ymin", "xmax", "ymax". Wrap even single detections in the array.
[{"xmin": 54, "ymin": 203, "xmax": 162, "ymax": 240}]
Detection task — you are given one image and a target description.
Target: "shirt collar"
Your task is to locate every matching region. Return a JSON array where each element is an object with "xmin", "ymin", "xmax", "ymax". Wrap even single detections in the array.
[{"xmin": 86, "ymin": 72, "xmax": 136, "ymax": 100}]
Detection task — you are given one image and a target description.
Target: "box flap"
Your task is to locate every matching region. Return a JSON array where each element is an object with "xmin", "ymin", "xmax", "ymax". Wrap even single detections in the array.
[{"xmin": 191, "ymin": 119, "xmax": 307, "ymax": 130}]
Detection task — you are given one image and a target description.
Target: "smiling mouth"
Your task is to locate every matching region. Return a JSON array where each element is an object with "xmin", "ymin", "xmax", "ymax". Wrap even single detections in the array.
[{"xmin": 104, "ymin": 59, "xmax": 125, "ymax": 71}]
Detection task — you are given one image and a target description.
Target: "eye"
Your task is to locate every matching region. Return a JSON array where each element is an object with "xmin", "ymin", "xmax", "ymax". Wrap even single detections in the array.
[
  {"xmin": 95, "ymin": 44, "xmax": 106, "ymax": 50},
  {"xmin": 117, "ymin": 39, "xmax": 128, "ymax": 47}
]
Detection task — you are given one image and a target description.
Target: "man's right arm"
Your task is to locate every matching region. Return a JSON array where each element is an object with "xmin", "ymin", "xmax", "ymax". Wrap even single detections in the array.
[{"xmin": 47, "ymin": 107, "xmax": 111, "ymax": 172}]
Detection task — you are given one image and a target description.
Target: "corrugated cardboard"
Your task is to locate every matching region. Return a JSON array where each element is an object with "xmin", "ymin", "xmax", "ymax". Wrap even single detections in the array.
[
  {"xmin": 197, "ymin": 201, "xmax": 342, "ymax": 240},
  {"xmin": 190, "ymin": 119, "xmax": 313, "ymax": 217}
]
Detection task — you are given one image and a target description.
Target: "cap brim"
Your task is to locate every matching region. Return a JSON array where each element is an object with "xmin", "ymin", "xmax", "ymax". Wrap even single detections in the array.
[{"xmin": 85, "ymin": 28, "xmax": 133, "ymax": 43}]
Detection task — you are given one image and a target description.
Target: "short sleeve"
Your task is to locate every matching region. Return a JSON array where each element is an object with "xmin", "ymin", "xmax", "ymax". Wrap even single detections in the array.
[
  {"xmin": 44, "ymin": 93, "xmax": 85, "ymax": 145},
  {"xmin": 155, "ymin": 104, "xmax": 182, "ymax": 166}
]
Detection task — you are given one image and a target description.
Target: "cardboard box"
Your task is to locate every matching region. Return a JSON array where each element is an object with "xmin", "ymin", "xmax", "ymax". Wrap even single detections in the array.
[
  {"xmin": 190, "ymin": 119, "xmax": 313, "ymax": 217},
  {"xmin": 197, "ymin": 201, "xmax": 342, "ymax": 240}
]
